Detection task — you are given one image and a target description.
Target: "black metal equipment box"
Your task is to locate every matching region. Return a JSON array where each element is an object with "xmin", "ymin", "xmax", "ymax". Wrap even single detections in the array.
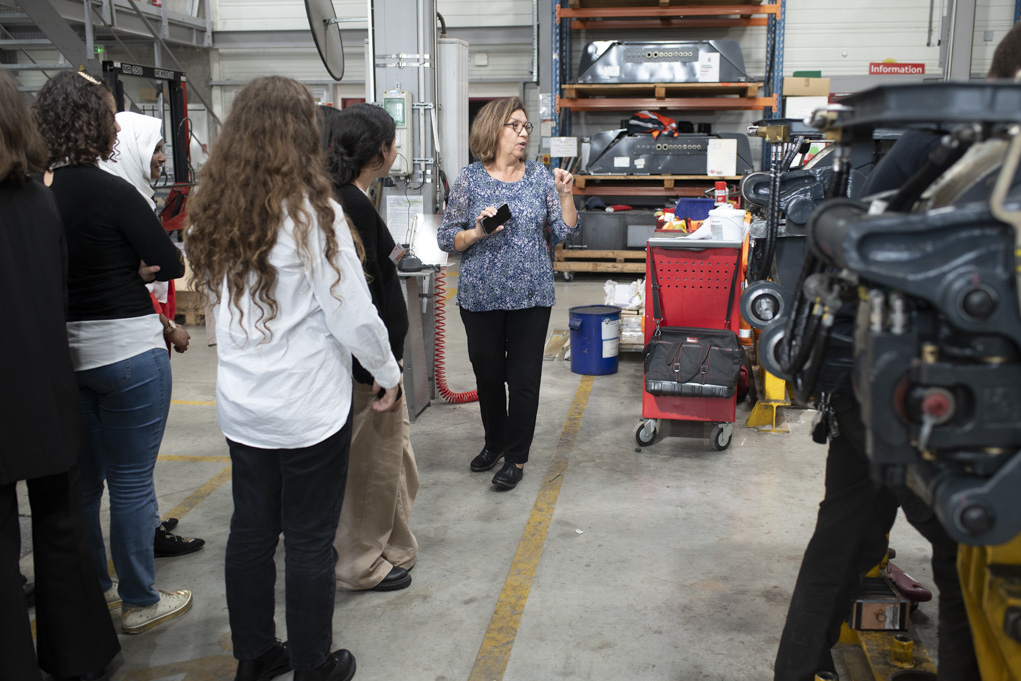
[
  {"xmin": 576, "ymin": 40, "xmax": 748, "ymax": 84},
  {"xmin": 582, "ymin": 130, "xmax": 754, "ymax": 176}
]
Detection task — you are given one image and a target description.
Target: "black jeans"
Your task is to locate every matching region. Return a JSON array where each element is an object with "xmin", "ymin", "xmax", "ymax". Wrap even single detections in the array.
[
  {"xmin": 773, "ymin": 393, "xmax": 978, "ymax": 681},
  {"xmin": 460, "ymin": 306, "xmax": 551, "ymax": 464},
  {"xmin": 0, "ymin": 466, "xmax": 120, "ymax": 680},
  {"xmin": 224, "ymin": 420, "xmax": 351, "ymax": 672}
]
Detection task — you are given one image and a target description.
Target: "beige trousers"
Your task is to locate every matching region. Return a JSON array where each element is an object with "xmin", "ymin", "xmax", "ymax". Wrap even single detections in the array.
[{"xmin": 334, "ymin": 378, "xmax": 419, "ymax": 590}]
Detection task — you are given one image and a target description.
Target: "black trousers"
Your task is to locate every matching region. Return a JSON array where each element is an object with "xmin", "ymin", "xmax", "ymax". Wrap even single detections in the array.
[
  {"xmin": 773, "ymin": 393, "xmax": 978, "ymax": 681},
  {"xmin": 0, "ymin": 465, "xmax": 120, "ymax": 681},
  {"xmin": 460, "ymin": 306, "xmax": 551, "ymax": 464},
  {"xmin": 225, "ymin": 420, "xmax": 351, "ymax": 671}
]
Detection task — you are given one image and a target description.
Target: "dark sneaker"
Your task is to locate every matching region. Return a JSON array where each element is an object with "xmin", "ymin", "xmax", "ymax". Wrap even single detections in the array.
[{"xmin": 154, "ymin": 525, "xmax": 206, "ymax": 557}]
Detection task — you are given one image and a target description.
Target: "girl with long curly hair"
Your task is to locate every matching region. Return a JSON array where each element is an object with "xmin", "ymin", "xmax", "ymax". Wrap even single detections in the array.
[
  {"xmin": 186, "ymin": 76, "xmax": 401, "ymax": 681},
  {"xmin": 32, "ymin": 70, "xmax": 190, "ymax": 636}
]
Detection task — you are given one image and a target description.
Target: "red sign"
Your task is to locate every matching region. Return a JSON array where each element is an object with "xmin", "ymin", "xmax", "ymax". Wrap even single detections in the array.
[{"xmin": 869, "ymin": 62, "xmax": 925, "ymax": 75}]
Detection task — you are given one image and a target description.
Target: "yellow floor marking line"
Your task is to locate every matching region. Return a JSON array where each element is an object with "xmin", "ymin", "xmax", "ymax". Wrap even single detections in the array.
[
  {"xmin": 170, "ymin": 399, "xmax": 216, "ymax": 406},
  {"xmin": 37, "ymin": 465, "xmax": 232, "ymax": 643},
  {"xmin": 158, "ymin": 454, "xmax": 232, "ymax": 463},
  {"xmin": 161, "ymin": 464, "xmax": 232, "ymax": 521},
  {"xmin": 468, "ymin": 374, "xmax": 595, "ymax": 681}
]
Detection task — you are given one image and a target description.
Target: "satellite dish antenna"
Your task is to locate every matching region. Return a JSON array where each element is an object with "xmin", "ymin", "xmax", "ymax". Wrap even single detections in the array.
[{"xmin": 305, "ymin": 0, "xmax": 344, "ymax": 81}]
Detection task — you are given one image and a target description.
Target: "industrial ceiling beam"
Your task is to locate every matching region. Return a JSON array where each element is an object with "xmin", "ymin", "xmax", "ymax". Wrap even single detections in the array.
[{"xmin": 14, "ymin": 0, "xmax": 98, "ymax": 74}]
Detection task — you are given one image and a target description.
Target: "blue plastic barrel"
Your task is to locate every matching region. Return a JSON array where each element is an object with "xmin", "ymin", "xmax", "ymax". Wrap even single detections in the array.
[
  {"xmin": 674, "ymin": 198, "xmax": 715, "ymax": 221},
  {"xmin": 569, "ymin": 305, "xmax": 622, "ymax": 375}
]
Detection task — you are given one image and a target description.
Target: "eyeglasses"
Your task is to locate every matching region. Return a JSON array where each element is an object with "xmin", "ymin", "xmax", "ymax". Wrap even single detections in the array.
[{"xmin": 504, "ymin": 121, "xmax": 534, "ymax": 135}]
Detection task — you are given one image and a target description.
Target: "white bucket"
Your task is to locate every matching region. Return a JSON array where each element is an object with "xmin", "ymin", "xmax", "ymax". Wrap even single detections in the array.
[{"xmin": 709, "ymin": 205, "xmax": 747, "ymax": 241}]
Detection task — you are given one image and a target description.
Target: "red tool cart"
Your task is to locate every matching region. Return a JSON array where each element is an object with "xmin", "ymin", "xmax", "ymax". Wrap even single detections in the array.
[{"xmin": 634, "ymin": 236, "xmax": 745, "ymax": 450}]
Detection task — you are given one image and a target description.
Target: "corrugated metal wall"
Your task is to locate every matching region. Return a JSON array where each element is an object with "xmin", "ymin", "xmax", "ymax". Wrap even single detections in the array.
[{"xmin": 210, "ymin": 0, "xmax": 1019, "ymax": 144}]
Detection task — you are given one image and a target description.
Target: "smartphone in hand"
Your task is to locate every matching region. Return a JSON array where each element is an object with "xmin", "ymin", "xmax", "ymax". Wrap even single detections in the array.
[{"xmin": 481, "ymin": 203, "xmax": 512, "ymax": 234}]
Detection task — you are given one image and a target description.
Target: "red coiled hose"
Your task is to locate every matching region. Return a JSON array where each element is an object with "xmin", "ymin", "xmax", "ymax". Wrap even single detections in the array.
[{"xmin": 433, "ymin": 268, "xmax": 479, "ymax": 404}]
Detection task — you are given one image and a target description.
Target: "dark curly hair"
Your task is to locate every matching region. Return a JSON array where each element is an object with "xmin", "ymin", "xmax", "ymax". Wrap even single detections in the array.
[
  {"xmin": 0, "ymin": 72, "xmax": 47, "ymax": 183},
  {"xmin": 319, "ymin": 103, "xmax": 396, "ymax": 188},
  {"xmin": 187, "ymin": 77, "xmax": 362, "ymax": 341},
  {"xmin": 32, "ymin": 71, "xmax": 117, "ymax": 167}
]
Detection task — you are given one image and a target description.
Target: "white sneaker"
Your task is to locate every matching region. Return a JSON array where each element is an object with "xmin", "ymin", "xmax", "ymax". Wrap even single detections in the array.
[
  {"xmin": 121, "ymin": 588, "xmax": 192, "ymax": 634},
  {"xmin": 103, "ymin": 581, "xmax": 122, "ymax": 610}
]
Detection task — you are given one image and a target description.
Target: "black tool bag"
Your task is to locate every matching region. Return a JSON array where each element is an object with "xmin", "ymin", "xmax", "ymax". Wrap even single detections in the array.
[{"xmin": 643, "ymin": 250, "xmax": 743, "ymax": 398}]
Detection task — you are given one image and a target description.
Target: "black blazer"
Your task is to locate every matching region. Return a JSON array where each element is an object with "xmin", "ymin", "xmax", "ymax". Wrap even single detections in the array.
[{"xmin": 0, "ymin": 179, "xmax": 82, "ymax": 484}]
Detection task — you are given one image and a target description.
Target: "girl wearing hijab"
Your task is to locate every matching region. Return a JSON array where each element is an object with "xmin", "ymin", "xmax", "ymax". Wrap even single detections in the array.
[{"xmin": 98, "ymin": 111, "xmax": 206, "ymax": 559}]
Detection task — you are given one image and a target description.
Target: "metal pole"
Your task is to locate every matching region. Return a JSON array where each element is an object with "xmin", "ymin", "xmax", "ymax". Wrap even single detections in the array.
[
  {"xmin": 945, "ymin": 0, "xmax": 976, "ymax": 81},
  {"xmin": 82, "ymin": 0, "xmax": 94, "ymax": 55},
  {"xmin": 366, "ymin": 0, "xmax": 376, "ymax": 102}
]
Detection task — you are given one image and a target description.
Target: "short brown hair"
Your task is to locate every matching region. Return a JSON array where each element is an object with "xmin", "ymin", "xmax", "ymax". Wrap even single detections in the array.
[
  {"xmin": 469, "ymin": 97, "xmax": 527, "ymax": 164},
  {"xmin": 32, "ymin": 71, "xmax": 118, "ymax": 167},
  {"xmin": 0, "ymin": 72, "xmax": 47, "ymax": 183},
  {"xmin": 989, "ymin": 22, "xmax": 1021, "ymax": 78}
]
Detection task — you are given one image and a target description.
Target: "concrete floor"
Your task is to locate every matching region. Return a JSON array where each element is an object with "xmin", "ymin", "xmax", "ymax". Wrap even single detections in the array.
[{"xmin": 19, "ymin": 270, "xmax": 941, "ymax": 681}]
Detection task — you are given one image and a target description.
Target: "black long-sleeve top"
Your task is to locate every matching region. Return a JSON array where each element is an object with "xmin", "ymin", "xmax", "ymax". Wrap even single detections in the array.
[
  {"xmin": 336, "ymin": 184, "xmax": 409, "ymax": 385},
  {"xmin": 49, "ymin": 165, "xmax": 184, "ymax": 322}
]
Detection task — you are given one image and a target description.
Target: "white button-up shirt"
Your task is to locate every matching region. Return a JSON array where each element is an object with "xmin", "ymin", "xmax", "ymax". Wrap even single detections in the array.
[{"xmin": 215, "ymin": 199, "xmax": 401, "ymax": 449}]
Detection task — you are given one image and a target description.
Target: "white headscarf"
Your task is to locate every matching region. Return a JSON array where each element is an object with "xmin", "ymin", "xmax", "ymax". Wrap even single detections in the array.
[
  {"xmin": 100, "ymin": 111, "xmax": 169, "ymax": 302},
  {"xmin": 99, "ymin": 111, "xmax": 164, "ymax": 210}
]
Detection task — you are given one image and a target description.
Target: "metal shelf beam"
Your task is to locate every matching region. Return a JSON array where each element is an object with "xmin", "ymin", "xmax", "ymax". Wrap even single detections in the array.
[
  {"xmin": 569, "ymin": 18, "xmax": 768, "ymax": 28},
  {"xmin": 558, "ymin": 95, "xmax": 776, "ymax": 110},
  {"xmin": 558, "ymin": 3, "xmax": 777, "ymax": 18}
]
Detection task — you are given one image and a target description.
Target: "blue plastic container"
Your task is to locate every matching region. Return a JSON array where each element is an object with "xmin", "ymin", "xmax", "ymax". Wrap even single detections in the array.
[
  {"xmin": 674, "ymin": 198, "xmax": 715, "ymax": 221},
  {"xmin": 569, "ymin": 305, "xmax": 622, "ymax": 376}
]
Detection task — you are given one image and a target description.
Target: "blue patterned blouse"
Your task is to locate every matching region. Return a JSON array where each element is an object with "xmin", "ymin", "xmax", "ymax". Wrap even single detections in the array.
[{"xmin": 438, "ymin": 161, "xmax": 580, "ymax": 312}]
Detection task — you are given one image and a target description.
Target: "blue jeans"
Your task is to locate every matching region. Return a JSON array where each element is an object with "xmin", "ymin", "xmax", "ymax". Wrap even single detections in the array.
[
  {"xmin": 224, "ymin": 419, "xmax": 351, "ymax": 671},
  {"xmin": 78, "ymin": 348, "xmax": 171, "ymax": 608}
]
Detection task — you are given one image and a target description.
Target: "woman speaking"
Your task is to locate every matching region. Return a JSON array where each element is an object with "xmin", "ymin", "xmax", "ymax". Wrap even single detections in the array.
[{"xmin": 437, "ymin": 97, "xmax": 579, "ymax": 491}]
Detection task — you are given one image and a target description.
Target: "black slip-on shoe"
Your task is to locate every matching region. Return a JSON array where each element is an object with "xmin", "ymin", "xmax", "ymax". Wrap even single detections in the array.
[
  {"xmin": 368, "ymin": 566, "xmax": 411, "ymax": 592},
  {"xmin": 470, "ymin": 448, "xmax": 503, "ymax": 472},
  {"xmin": 294, "ymin": 650, "xmax": 356, "ymax": 681},
  {"xmin": 492, "ymin": 462, "xmax": 523, "ymax": 490},
  {"xmin": 235, "ymin": 640, "xmax": 291, "ymax": 681}
]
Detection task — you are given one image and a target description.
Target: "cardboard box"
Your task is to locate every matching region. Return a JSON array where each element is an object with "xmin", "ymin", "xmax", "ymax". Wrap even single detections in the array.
[{"xmin": 783, "ymin": 77, "xmax": 831, "ymax": 97}]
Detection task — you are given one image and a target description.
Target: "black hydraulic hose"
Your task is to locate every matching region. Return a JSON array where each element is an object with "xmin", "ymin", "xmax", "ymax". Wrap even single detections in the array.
[
  {"xmin": 777, "ymin": 252, "xmax": 824, "ymax": 375},
  {"xmin": 782, "ymin": 136, "xmax": 805, "ymax": 172},
  {"xmin": 758, "ymin": 143, "xmax": 783, "ymax": 280},
  {"xmin": 781, "ymin": 302, "xmax": 822, "ymax": 375},
  {"xmin": 825, "ymin": 158, "xmax": 849, "ymax": 199},
  {"xmin": 790, "ymin": 323, "xmax": 834, "ymax": 403},
  {"xmin": 885, "ymin": 135, "xmax": 970, "ymax": 211}
]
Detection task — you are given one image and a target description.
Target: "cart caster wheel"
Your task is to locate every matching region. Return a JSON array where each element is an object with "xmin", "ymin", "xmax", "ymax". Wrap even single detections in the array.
[
  {"xmin": 563, "ymin": 272, "xmax": 575, "ymax": 282},
  {"xmin": 710, "ymin": 423, "xmax": 733, "ymax": 451},
  {"xmin": 634, "ymin": 420, "xmax": 657, "ymax": 447}
]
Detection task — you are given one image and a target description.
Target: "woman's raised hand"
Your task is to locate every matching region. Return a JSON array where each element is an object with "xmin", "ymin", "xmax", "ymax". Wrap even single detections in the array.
[{"xmin": 553, "ymin": 168, "xmax": 574, "ymax": 197}]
